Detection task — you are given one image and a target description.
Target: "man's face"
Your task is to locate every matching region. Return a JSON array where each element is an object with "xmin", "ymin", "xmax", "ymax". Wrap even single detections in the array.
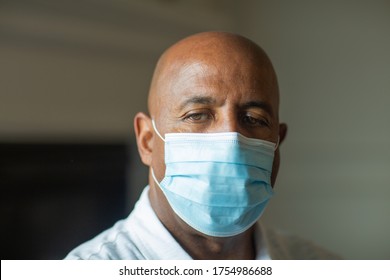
[
  {"xmin": 134, "ymin": 33, "xmax": 287, "ymax": 239},
  {"xmin": 151, "ymin": 54, "xmax": 281, "ymax": 186}
]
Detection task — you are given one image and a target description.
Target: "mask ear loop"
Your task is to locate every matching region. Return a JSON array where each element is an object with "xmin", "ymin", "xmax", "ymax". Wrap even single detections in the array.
[
  {"xmin": 150, "ymin": 119, "xmax": 165, "ymax": 186},
  {"xmin": 151, "ymin": 167, "xmax": 161, "ymax": 186},
  {"xmin": 151, "ymin": 119, "xmax": 165, "ymax": 142},
  {"xmin": 274, "ymin": 136, "xmax": 280, "ymax": 151}
]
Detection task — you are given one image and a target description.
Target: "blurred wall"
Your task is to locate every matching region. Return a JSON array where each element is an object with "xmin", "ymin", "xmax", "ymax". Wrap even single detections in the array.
[
  {"xmin": 238, "ymin": 0, "xmax": 390, "ymax": 259},
  {"xmin": 1, "ymin": 0, "xmax": 389, "ymax": 259},
  {"xmin": 0, "ymin": 0, "xmax": 237, "ymax": 142}
]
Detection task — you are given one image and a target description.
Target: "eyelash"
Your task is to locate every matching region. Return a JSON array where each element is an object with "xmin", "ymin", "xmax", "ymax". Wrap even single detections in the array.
[{"xmin": 241, "ymin": 114, "xmax": 270, "ymax": 128}]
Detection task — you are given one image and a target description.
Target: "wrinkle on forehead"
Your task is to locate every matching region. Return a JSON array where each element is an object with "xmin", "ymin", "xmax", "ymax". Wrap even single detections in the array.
[{"xmin": 171, "ymin": 61, "xmax": 218, "ymax": 96}]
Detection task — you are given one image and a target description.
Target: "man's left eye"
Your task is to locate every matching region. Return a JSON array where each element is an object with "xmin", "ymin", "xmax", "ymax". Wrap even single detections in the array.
[{"xmin": 242, "ymin": 115, "xmax": 269, "ymax": 127}]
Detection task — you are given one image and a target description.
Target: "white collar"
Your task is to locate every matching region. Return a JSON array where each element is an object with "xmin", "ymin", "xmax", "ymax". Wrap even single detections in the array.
[{"xmin": 129, "ymin": 186, "xmax": 192, "ymax": 259}]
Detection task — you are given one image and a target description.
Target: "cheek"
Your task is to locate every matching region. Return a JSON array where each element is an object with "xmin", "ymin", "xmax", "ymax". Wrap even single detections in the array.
[{"xmin": 151, "ymin": 138, "xmax": 167, "ymax": 181}]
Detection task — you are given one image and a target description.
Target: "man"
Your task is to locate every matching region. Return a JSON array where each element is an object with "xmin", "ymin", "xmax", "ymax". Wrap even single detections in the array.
[{"xmin": 65, "ymin": 32, "xmax": 339, "ymax": 260}]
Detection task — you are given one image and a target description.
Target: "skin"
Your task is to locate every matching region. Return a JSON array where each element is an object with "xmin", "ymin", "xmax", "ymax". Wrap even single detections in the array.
[{"xmin": 134, "ymin": 32, "xmax": 287, "ymax": 259}]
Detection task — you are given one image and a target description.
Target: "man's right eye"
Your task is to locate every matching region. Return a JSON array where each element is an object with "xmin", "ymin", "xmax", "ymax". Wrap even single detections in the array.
[{"xmin": 184, "ymin": 112, "xmax": 213, "ymax": 122}]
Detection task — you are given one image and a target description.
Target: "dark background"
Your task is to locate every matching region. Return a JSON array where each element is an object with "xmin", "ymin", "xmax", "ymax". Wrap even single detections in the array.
[{"xmin": 1, "ymin": 143, "xmax": 128, "ymax": 259}]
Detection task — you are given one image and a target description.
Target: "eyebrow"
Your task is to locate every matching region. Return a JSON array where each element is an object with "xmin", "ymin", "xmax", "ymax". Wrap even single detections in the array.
[
  {"xmin": 178, "ymin": 96, "xmax": 274, "ymax": 117},
  {"xmin": 178, "ymin": 96, "xmax": 216, "ymax": 111},
  {"xmin": 241, "ymin": 101, "xmax": 274, "ymax": 117}
]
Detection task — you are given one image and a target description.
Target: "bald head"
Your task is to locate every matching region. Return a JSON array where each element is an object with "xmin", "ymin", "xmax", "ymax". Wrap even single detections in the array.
[{"xmin": 148, "ymin": 32, "xmax": 279, "ymax": 117}]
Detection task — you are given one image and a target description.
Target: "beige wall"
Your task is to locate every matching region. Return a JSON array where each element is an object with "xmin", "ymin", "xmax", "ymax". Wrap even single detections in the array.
[{"xmin": 1, "ymin": 0, "xmax": 389, "ymax": 259}]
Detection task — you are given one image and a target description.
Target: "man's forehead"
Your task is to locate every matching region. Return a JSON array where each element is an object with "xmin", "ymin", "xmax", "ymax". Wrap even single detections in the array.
[
  {"xmin": 154, "ymin": 59, "xmax": 278, "ymax": 118},
  {"xmin": 167, "ymin": 59, "xmax": 276, "ymax": 98}
]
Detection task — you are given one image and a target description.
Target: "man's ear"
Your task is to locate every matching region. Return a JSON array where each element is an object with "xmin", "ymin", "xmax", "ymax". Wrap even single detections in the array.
[
  {"xmin": 134, "ymin": 112, "xmax": 153, "ymax": 166},
  {"xmin": 279, "ymin": 123, "xmax": 288, "ymax": 144}
]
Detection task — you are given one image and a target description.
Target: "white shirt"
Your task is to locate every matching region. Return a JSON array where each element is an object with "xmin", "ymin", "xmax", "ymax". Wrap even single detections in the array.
[
  {"xmin": 65, "ymin": 186, "xmax": 271, "ymax": 260},
  {"xmin": 65, "ymin": 186, "xmax": 341, "ymax": 260}
]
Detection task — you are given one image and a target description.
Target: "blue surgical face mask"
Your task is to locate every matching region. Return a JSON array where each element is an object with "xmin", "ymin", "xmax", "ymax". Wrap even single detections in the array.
[{"xmin": 151, "ymin": 120, "xmax": 278, "ymax": 237}]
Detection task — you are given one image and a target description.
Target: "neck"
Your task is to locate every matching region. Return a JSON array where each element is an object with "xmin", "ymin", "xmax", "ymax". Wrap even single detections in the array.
[{"xmin": 176, "ymin": 227, "xmax": 257, "ymax": 260}]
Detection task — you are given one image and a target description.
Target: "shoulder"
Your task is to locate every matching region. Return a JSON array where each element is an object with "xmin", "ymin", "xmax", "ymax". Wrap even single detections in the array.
[
  {"xmin": 64, "ymin": 187, "xmax": 153, "ymax": 260},
  {"xmin": 262, "ymin": 226, "xmax": 342, "ymax": 260},
  {"xmin": 64, "ymin": 217, "xmax": 143, "ymax": 260}
]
